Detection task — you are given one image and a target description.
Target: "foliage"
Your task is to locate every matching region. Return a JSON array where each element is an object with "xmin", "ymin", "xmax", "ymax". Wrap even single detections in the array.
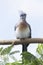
[
  {"xmin": 36, "ymin": 44, "xmax": 43, "ymax": 60},
  {"xmin": 6, "ymin": 62, "xmax": 22, "ymax": 65},
  {"xmin": 6, "ymin": 51, "xmax": 43, "ymax": 65},
  {"xmin": 21, "ymin": 52, "xmax": 42, "ymax": 65},
  {"xmin": 0, "ymin": 44, "xmax": 19, "ymax": 65},
  {"xmin": 0, "ymin": 44, "xmax": 43, "ymax": 65},
  {"xmin": 36, "ymin": 44, "xmax": 43, "ymax": 55}
]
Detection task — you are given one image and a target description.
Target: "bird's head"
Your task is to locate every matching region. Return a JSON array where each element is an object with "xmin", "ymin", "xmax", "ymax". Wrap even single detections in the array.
[{"xmin": 20, "ymin": 11, "xmax": 26, "ymax": 20}]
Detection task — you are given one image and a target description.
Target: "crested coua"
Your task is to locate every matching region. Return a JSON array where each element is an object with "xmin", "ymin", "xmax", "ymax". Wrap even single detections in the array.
[{"xmin": 15, "ymin": 12, "xmax": 31, "ymax": 52}]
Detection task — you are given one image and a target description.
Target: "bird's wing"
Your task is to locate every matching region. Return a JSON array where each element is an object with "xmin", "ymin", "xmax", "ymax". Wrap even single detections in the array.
[
  {"xmin": 27, "ymin": 23, "xmax": 31, "ymax": 38},
  {"xmin": 14, "ymin": 22, "xmax": 19, "ymax": 31}
]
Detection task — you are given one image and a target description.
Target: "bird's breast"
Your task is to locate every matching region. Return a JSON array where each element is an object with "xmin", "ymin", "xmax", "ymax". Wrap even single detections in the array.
[
  {"xmin": 16, "ymin": 21, "xmax": 28, "ymax": 31},
  {"xmin": 16, "ymin": 26, "xmax": 30, "ymax": 38}
]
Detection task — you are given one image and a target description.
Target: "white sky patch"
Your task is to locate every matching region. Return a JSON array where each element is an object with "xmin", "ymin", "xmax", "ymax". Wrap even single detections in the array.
[
  {"xmin": 0, "ymin": 0, "xmax": 43, "ymax": 39},
  {"xmin": 7, "ymin": 0, "xmax": 43, "ymax": 15}
]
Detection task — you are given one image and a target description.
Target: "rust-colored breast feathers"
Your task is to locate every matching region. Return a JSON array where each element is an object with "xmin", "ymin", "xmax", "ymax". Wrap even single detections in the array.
[{"xmin": 17, "ymin": 22, "xmax": 28, "ymax": 31}]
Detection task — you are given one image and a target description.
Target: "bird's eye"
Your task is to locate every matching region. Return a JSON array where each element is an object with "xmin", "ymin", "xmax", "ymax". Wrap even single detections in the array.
[
  {"xmin": 20, "ymin": 14, "xmax": 26, "ymax": 17},
  {"xmin": 20, "ymin": 15, "xmax": 24, "ymax": 17}
]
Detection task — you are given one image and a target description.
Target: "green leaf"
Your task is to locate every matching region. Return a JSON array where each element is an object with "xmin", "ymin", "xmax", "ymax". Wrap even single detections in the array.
[
  {"xmin": 10, "ymin": 51, "xmax": 20, "ymax": 55},
  {"xmin": 21, "ymin": 52, "xmax": 42, "ymax": 65},
  {"xmin": 3, "ymin": 55, "xmax": 9, "ymax": 63},
  {"xmin": 0, "ymin": 47, "xmax": 3, "ymax": 53},
  {"xmin": 10, "ymin": 55, "xmax": 17, "ymax": 61},
  {"xmin": 36, "ymin": 44, "xmax": 43, "ymax": 55},
  {"xmin": 6, "ymin": 62, "xmax": 22, "ymax": 65},
  {"xmin": 1, "ymin": 45, "xmax": 13, "ymax": 55},
  {"xmin": 36, "ymin": 44, "xmax": 43, "ymax": 61},
  {"xmin": 21, "ymin": 52, "xmax": 36, "ymax": 61}
]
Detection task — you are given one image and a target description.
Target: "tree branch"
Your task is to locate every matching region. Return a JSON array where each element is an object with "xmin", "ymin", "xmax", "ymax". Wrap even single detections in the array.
[{"xmin": 0, "ymin": 38, "xmax": 43, "ymax": 45}]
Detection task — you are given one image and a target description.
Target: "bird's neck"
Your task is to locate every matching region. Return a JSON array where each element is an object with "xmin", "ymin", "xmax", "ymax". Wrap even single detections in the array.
[{"xmin": 20, "ymin": 18, "xmax": 26, "ymax": 22}]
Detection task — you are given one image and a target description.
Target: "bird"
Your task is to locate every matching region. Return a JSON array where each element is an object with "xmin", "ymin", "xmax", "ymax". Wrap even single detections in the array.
[{"xmin": 14, "ymin": 11, "xmax": 31, "ymax": 52}]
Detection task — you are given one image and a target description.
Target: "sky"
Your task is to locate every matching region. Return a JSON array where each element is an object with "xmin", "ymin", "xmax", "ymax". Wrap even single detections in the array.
[{"xmin": 0, "ymin": 0, "xmax": 43, "ymax": 61}]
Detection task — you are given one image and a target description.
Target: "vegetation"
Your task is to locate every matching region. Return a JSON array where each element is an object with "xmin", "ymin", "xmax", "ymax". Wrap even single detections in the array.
[
  {"xmin": 0, "ymin": 44, "xmax": 43, "ymax": 65},
  {"xmin": 0, "ymin": 45, "xmax": 19, "ymax": 65}
]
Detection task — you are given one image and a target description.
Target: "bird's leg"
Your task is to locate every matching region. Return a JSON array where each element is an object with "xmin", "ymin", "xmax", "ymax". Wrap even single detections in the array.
[
  {"xmin": 20, "ymin": 38, "xmax": 27, "ymax": 52},
  {"xmin": 17, "ymin": 38, "xmax": 28, "ymax": 52},
  {"xmin": 22, "ymin": 44, "xmax": 27, "ymax": 52}
]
